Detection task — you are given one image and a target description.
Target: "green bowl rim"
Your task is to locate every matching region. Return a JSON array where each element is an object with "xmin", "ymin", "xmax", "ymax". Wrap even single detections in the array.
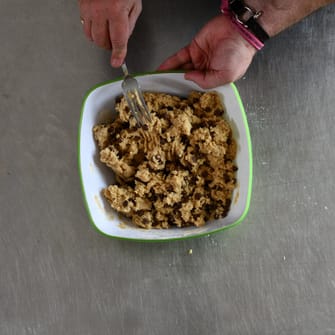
[{"xmin": 77, "ymin": 71, "xmax": 253, "ymax": 242}]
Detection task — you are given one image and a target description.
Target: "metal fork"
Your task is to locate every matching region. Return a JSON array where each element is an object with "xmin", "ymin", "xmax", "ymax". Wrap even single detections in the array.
[{"xmin": 121, "ymin": 62, "xmax": 151, "ymax": 127}]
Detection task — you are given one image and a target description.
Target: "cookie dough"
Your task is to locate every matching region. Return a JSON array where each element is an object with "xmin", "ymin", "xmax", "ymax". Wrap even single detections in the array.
[{"xmin": 93, "ymin": 91, "xmax": 238, "ymax": 229}]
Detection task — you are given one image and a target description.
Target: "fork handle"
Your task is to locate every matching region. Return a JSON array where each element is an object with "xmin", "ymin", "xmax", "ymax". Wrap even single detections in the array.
[{"xmin": 121, "ymin": 62, "xmax": 129, "ymax": 77}]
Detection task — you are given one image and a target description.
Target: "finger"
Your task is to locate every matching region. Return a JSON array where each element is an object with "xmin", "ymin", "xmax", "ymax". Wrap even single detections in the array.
[
  {"xmin": 158, "ymin": 46, "xmax": 191, "ymax": 71},
  {"xmin": 91, "ymin": 19, "xmax": 111, "ymax": 49},
  {"xmin": 128, "ymin": 4, "xmax": 142, "ymax": 36},
  {"xmin": 179, "ymin": 62, "xmax": 194, "ymax": 71},
  {"xmin": 185, "ymin": 70, "xmax": 230, "ymax": 89},
  {"xmin": 109, "ymin": 16, "xmax": 129, "ymax": 67},
  {"xmin": 82, "ymin": 18, "xmax": 93, "ymax": 41}
]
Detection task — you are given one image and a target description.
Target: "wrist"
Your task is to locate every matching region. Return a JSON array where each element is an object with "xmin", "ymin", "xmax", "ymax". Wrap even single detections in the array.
[
  {"xmin": 244, "ymin": 0, "xmax": 333, "ymax": 37},
  {"xmin": 222, "ymin": 0, "xmax": 269, "ymax": 50},
  {"xmin": 244, "ymin": 0, "xmax": 291, "ymax": 36}
]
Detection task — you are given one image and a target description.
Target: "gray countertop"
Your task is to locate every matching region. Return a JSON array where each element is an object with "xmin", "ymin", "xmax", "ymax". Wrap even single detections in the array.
[{"xmin": 1, "ymin": 1, "xmax": 335, "ymax": 334}]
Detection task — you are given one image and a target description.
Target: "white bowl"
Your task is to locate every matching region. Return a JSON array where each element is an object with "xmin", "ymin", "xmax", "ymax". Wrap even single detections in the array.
[{"xmin": 78, "ymin": 72, "xmax": 252, "ymax": 241}]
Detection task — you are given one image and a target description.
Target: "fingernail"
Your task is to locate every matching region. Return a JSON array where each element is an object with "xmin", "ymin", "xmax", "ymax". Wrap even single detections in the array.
[{"xmin": 111, "ymin": 59, "xmax": 121, "ymax": 68}]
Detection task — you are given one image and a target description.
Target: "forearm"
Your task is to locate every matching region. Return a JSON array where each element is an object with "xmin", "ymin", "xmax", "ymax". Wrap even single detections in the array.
[{"xmin": 245, "ymin": 0, "xmax": 334, "ymax": 36}]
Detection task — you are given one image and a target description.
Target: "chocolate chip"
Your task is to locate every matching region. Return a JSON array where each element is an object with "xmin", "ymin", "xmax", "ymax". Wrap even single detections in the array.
[
  {"xmin": 162, "ymin": 169, "xmax": 170, "ymax": 177},
  {"xmin": 160, "ymin": 138, "xmax": 167, "ymax": 145},
  {"xmin": 224, "ymin": 174, "xmax": 230, "ymax": 183},
  {"xmin": 124, "ymin": 106, "xmax": 130, "ymax": 113},
  {"xmin": 214, "ymin": 109, "xmax": 224, "ymax": 116},
  {"xmin": 233, "ymin": 166, "xmax": 238, "ymax": 171},
  {"xmin": 121, "ymin": 122, "xmax": 130, "ymax": 129},
  {"xmin": 142, "ymin": 218, "xmax": 149, "ymax": 225},
  {"xmin": 168, "ymin": 214, "xmax": 174, "ymax": 225},
  {"xmin": 142, "ymin": 124, "xmax": 149, "ymax": 131},
  {"xmin": 127, "ymin": 180, "xmax": 135, "ymax": 188},
  {"xmin": 190, "ymin": 176, "xmax": 197, "ymax": 184},
  {"xmin": 204, "ymin": 204, "xmax": 212, "ymax": 213},
  {"xmin": 181, "ymin": 194, "xmax": 188, "ymax": 202},
  {"xmin": 166, "ymin": 185, "xmax": 174, "ymax": 192},
  {"xmin": 180, "ymin": 134, "xmax": 189, "ymax": 144},
  {"xmin": 204, "ymin": 184, "xmax": 210, "ymax": 191},
  {"xmin": 137, "ymin": 210, "xmax": 145, "ymax": 216},
  {"xmin": 222, "ymin": 210, "xmax": 229, "ymax": 218},
  {"xmin": 122, "ymin": 200, "xmax": 128, "ymax": 207},
  {"xmin": 167, "ymin": 106, "xmax": 173, "ymax": 111},
  {"xmin": 194, "ymin": 193, "xmax": 202, "ymax": 200},
  {"xmin": 150, "ymin": 194, "xmax": 158, "ymax": 202}
]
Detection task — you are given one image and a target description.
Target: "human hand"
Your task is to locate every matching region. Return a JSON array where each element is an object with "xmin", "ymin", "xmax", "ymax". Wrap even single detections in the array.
[
  {"xmin": 158, "ymin": 15, "xmax": 257, "ymax": 88},
  {"xmin": 79, "ymin": 0, "xmax": 142, "ymax": 67}
]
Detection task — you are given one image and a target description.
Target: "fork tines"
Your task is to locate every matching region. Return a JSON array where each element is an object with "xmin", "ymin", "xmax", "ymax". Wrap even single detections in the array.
[
  {"xmin": 121, "ymin": 63, "xmax": 152, "ymax": 127},
  {"xmin": 123, "ymin": 87, "xmax": 151, "ymax": 127}
]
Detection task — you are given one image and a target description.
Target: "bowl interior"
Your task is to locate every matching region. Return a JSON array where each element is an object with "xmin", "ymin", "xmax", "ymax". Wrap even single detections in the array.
[{"xmin": 78, "ymin": 72, "xmax": 252, "ymax": 241}]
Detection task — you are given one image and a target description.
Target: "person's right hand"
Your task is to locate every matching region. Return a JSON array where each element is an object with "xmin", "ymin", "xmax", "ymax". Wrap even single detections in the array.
[{"xmin": 78, "ymin": 0, "xmax": 142, "ymax": 67}]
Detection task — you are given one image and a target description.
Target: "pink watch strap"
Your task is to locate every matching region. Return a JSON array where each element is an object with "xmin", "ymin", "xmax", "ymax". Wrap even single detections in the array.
[{"xmin": 220, "ymin": 0, "xmax": 264, "ymax": 50}]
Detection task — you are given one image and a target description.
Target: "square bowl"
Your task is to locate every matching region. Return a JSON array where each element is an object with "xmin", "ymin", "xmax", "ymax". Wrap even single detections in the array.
[{"xmin": 78, "ymin": 72, "xmax": 252, "ymax": 241}]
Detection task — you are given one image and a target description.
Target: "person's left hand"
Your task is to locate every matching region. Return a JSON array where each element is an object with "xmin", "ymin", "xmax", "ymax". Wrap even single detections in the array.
[{"xmin": 158, "ymin": 15, "xmax": 257, "ymax": 88}]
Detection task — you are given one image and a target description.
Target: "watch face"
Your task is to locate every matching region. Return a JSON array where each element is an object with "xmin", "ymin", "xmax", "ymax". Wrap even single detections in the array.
[
  {"xmin": 236, "ymin": 7, "xmax": 255, "ymax": 25},
  {"xmin": 229, "ymin": 0, "xmax": 269, "ymax": 42}
]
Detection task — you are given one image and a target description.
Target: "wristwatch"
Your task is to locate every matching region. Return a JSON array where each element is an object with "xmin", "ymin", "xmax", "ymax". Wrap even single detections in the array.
[{"xmin": 229, "ymin": 0, "xmax": 269, "ymax": 43}]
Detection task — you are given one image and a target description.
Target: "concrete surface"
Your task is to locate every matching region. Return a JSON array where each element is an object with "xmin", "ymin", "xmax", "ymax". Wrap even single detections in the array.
[{"xmin": 1, "ymin": 1, "xmax": 335, "ymax": 334}]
